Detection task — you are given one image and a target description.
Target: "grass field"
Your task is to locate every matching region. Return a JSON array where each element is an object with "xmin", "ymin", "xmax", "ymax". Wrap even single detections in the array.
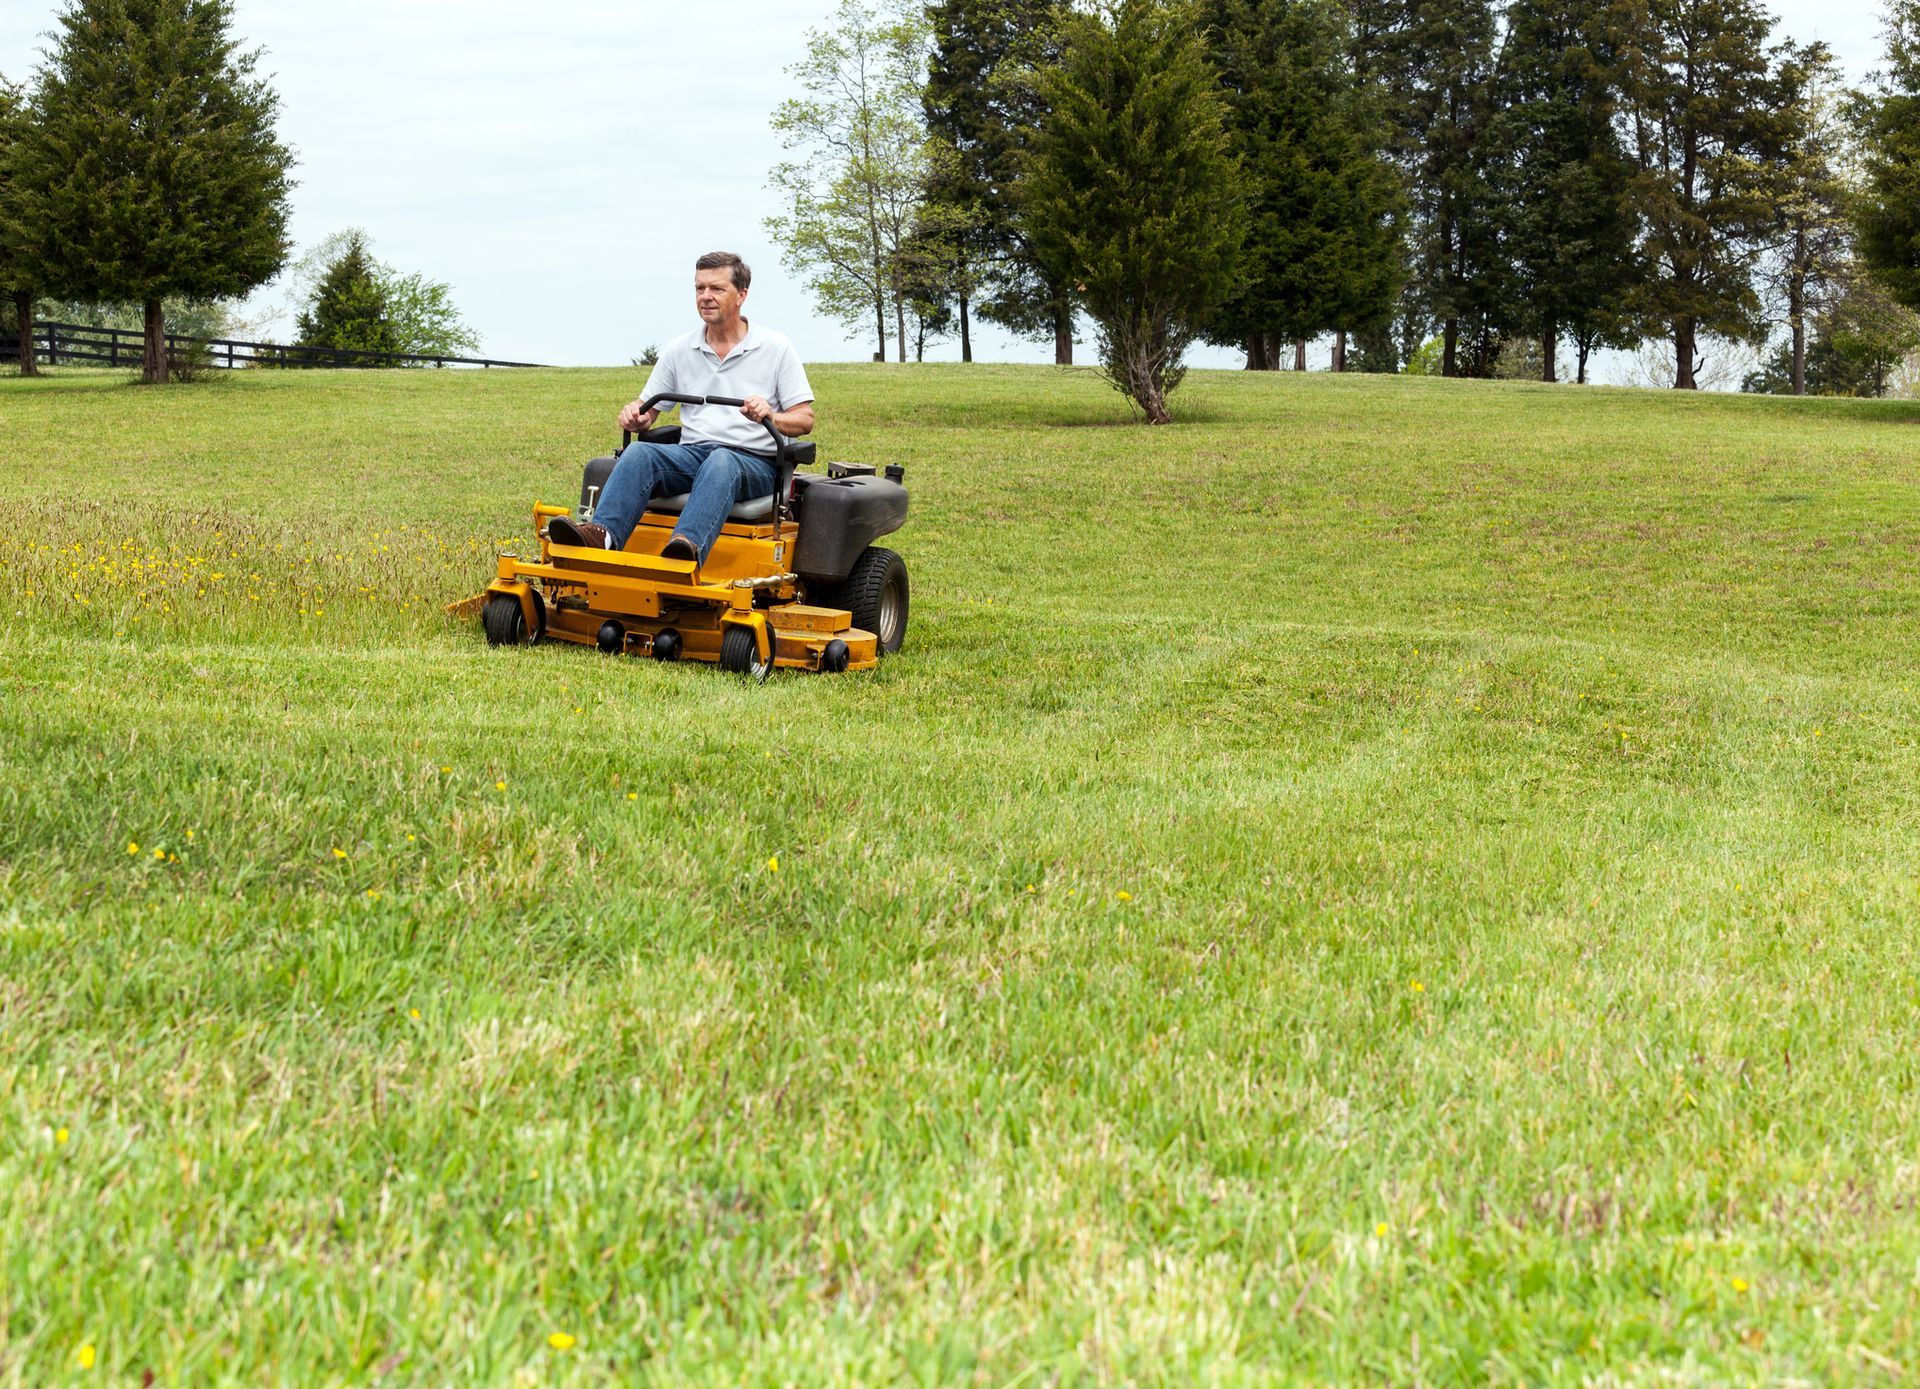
[{"xmin": 3, "ymin": 361, "xmax": 1920, "ymax": 1385}]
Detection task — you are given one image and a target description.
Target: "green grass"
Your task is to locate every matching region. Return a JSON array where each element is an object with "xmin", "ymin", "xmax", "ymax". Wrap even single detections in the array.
[{"xmin": 3, "ymin": 362, "xmax": 1920, "ymax": 1385}]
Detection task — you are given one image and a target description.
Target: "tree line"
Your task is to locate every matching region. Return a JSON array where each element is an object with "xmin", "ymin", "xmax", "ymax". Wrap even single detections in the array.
[
  {"xmin": 769, "ymin": 0, "xmax": 1920, "ymax": 420},
  {"xmin": 0, "ymin": 0, "xmax": 476, "ymax": 385}
]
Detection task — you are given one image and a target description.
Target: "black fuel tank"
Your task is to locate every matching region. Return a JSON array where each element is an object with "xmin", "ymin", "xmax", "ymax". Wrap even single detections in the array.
[{"xmin": 792, "ymin": 473, "xmax": 909, "ymax": 582}]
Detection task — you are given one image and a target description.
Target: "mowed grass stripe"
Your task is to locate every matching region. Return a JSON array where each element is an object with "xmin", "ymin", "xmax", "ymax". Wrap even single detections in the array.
[{"xmin": 3, "ymin": 365, "xmax": 1920, "ymax": 1382}]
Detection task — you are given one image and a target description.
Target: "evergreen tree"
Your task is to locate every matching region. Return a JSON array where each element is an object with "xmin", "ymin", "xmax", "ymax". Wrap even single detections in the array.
[
  {"xmin": 923, "ymin": 0, "xmax": 1071, "ymax": 361},
  {"xmin": 1397, "ymin": 0, "xmax": 1512, "ymax": 377},
  {"xmin": 295, "ymin": 233, "xmax": 397, "ymax": 356},
  {"xmin": 1492, "ymin": 0, "xmax": 1642, "ymax": 383},
  {"xmin": 1857, "ymin": 0, "xmax": 1920, "ymax": 315},
  {"xmin": 0, "ymin": 77, "xmax": 41, "ymax": 376},
  {"xmin": 1615, "ymin": 0, "xmax": 1800, "ymax": 389},
  {"xmin": 1022, "ymin": 0, "xmax": 1245, "ymax": 422},
  {"xmin": 15, "ymin": 0, "xmax": 293, "ymax": 384},
  {"xmin": 1198, "ymin": 0, "xmax": 1403, "ymax": 372}
]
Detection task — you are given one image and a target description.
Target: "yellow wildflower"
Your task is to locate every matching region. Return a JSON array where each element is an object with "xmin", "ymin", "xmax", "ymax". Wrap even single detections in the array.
[
  {"xmin": 127, "ymin": 841, "xmax": 139, "ymax": 856},
  {"xmin": 56, "ymin": 1127, "xmax": 69, "ymax": 1145},
  {"xmin": 495, "ymin": 780, "xmax": 507, "ymax": 791},
  {"xmin": 767, "ymin": 855, "xmax": 780, "ymax": 873},
  {"xmin": 1375, "ymin": 1222, "xmax": 1389, "ymax": 1238},
  {"xmin": 1116, "ymin": 890, "xmax": 1132, "ymax": 901},
  {"xmin": 1731, "ymin": 1277, "xmax": 1750, "ymax": 1293},
  {"xmin": 547, "ymin": 1332, "xmax": 576, "ymax": 1351},
  {"xmin": 332, "ymin": 847, "xmax": 348, "ymax": 860},
  {"xmin": 77, "ymin": 1344, "xmax": 96, "ymax": 1369}
]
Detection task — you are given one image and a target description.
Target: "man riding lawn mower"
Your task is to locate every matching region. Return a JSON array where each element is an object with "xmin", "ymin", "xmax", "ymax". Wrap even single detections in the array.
[{"xmin": 465, "ymin": 252, "xmax": 909, "ymax": 678}]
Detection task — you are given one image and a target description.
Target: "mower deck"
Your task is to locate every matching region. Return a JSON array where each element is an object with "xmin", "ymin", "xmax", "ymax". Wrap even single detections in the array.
[{"xmin": 479, "ymin": 509, "xmax": 879, "ymax": 672}]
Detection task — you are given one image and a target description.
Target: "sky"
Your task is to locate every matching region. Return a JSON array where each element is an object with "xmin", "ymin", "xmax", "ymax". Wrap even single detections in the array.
[{"xmin": 0, "ymin": 0, "xmax": 1894, "ymax": 377}]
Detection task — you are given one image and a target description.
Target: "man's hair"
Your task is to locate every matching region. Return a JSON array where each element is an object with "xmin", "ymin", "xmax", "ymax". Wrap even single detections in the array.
[{"xmin": 695, "ymin": 251, "xmax": 751, "ymax": 292}]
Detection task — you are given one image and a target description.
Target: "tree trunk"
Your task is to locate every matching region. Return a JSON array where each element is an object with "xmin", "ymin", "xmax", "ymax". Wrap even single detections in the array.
[
  {"xmin": 1789, "ymin": 228, "xmax": 1808, "ymax": 396},
  {"xmin": 1541, "ymin": 317, "xmax": 1557, "ymax": 384},
  {"xmin": 1332, "ymin": 331, "xmax": 1347, "ymax": 373},
  {"xmin": 13, "ymin": 291, "xmax": 37, "ymax": 377},
  {"xmin": 143, "ymin": 299, "xmax": 168, "ymax": 385},
  {"xmin": 1442, "ymin": 320, "xmax": 1459, "ymax": 378},
  {"xmin": 1293, "ymin": 337, "xmax": 1307, "ymax": 371},
  {"xmin": 1577, "ymin": 337, "xmax": 1592, "ymax": 386},
  {"xmin": 873, "ymin": 292, "xmax": 886, "ymax": 363},
  {"xmin": 1135, "ymin": 375, "xmax": 1170, "ymax": 424},
  {"xmin": 1262, "ymin": 333, "xmax": 1280, "ymax": 370},
  {"xmin": 959, "ymin": 295, "xmax": 972, "ymax": 364},
  {"xmin": 895, "ymin": 298, "xmax": 906, "ymax": 364},
  {"xmin": 1053, "ymin": 300, "xmax": 1072, "ymax": 365},
  {"xmin": 1246, "ymin": 334, "xmax": 1268, "ymax": 370},
  {"xmin": 1673, "ymin": 317, "xmax": 1697, "ymax": 391}
]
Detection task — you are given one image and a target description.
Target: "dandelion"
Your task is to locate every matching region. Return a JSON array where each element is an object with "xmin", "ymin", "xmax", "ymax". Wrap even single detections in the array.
[
  {"xmin": 1731, "ymin": 1277, "xmax": 1750, "ymax": 1293},
  {"xmin": 77, "ymin": 1344, "xmax": 96, "ymax": 1370},
  {"xmin": 767, "ymin": 855, "xmax": 780, "ymax": 873},
  {"xmin": 495, "ymin": 780, "xmax": 507, "ymax": 791},
  {"xmin": 1410, "ymin": 981, "xmax": 1425, "ymax": 993},
  {"xmin": 56, "ymin": 1127, "xmax": 69, "ymax": 1145},
  {"xmin": 332, "ymin": 847, "xmax": 348, "ymax": 860},
  {"xmin": 409, "ymin": 1008, "xmax": 421, "ymax": 1021},
  {"xmin": 1116, "ymin": 890, "xmax": 1132, "ymax": 902},
  {"xmin": 127, "ymin": 841, "xmax": 139, "ymax": 856},
  {"xmin": 407, "ymin": 833, "xmax": 417, "ymax": 842},
  {"xmin": 1375, "ymin": 1222, "xmax": 1390, "ymax": 1238},
  {"xmin": 365, "ymin": 888, "xmax": 382, "ymax": 900},
  {"xmin": 153, "ymin": 847, "xmax": 166, "ymax": 860},
  {"xmin": 440, "ymin": 765, "xmax": 451, "ymax": 773},
  {"xmin": 547, "ymin": 1332, "xmax": 576, "ymax": 1351},
  {"xmin": 1025, "ymin": 884, "xmax": 1036, "ymax": 893},
  {"xmin": 626, "ymin": 792, "xmax": 638, "ymax": 801}
]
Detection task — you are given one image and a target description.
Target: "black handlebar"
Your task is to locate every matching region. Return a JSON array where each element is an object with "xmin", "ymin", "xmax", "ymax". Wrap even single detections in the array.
[{"xmin": 621, "ymin": 393, "xmax": 786, "ymax": 464}]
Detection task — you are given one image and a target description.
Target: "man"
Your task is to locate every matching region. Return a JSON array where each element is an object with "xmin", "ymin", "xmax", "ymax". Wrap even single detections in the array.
[{"xmin": 549, "ymin": 251, "xmax": 815, "ymax": 564}]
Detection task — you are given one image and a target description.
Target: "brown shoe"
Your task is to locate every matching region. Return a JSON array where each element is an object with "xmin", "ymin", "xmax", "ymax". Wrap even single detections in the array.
[
  {"xmin": 549, "ymin": 517, "xmax": 611, "ymax": 549},
  {"xmin": 661, "ymin": 534, "xmax": 698, "ymax": 563}
]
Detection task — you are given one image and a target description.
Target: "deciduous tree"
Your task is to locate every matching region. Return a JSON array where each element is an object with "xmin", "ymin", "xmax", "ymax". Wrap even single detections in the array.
[
  {"xmin": 767, "ymin": 0, "xmax": 935, "ymax": 364},
  {"xmin": 15, "ymin": 0, "xmax": 293, "ymax": 384},
  {"xmin": 923, "ymin": 0, "xmax": 1070, "ymax": 361}
]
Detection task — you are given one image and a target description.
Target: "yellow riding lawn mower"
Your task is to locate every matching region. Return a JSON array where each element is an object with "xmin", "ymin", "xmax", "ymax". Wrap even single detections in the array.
[{"xmin": 463, "ymin": 392, "xmax": 909, "ymax": 679}]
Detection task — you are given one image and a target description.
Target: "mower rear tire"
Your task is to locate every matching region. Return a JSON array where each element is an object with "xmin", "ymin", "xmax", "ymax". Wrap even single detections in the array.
[
  {"xmin": 482, "ymin": 594, "xmax": 528, "ymax": 646},
  {"xmin": 720, "ymin": 624, "xmax": 759, "ymax": 674},
  {"xmin": 836, "ymin": 546, "xmax": 909, "ymax": 654}
]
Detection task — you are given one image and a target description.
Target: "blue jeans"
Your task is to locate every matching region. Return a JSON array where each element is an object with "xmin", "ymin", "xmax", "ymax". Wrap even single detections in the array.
[{"xmin": 593, "ymin": 441, "xmax": 778, "ymax": 562}]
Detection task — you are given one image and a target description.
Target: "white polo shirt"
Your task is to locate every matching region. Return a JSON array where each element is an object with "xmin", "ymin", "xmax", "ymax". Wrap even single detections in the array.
[{"xmin": 640, "ymin": 322, "xmax": 815, "ymax": 456}]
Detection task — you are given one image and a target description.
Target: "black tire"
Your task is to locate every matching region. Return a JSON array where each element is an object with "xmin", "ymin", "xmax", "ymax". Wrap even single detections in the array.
[
  {"xmin": 482, "ymin": 594, "xmax": 526, "ymax": 646},
  {"xmin": 719, "ymin": 624, "xmax": 758, "ymax": 674},
  {"xmin": 838, "ymin": 547, "xmax": 909, "ymax": 654}
]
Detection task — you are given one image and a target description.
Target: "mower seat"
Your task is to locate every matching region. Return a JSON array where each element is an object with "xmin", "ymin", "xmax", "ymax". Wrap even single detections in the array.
[{"xmin": 646, "ymin": 491, "xmax": 776, "ymax": 522}]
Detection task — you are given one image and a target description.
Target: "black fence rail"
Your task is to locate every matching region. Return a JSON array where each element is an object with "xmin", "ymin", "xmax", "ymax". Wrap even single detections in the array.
[{"xmin": 1, "ymin": 321, "xmax": 547, "ymax": 370}]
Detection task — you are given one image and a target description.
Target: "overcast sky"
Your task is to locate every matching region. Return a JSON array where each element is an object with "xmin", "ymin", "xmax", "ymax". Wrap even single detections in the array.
[{"xmin": 0, "ymin": 0, "xmax": 1892, "ymax": 376}]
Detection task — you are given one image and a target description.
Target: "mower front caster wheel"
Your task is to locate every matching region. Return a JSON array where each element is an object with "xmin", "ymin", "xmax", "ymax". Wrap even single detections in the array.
[
  {"xmin": 719, "ymin": 625, "xmax": 759, "ymax": 675},
  {"xmin": 482, "ymin": 594, "xmax": 530, "ymax": 646}
]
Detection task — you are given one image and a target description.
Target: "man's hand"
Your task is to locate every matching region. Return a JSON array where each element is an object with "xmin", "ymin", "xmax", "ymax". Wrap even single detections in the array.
[
  {"xmin": 742, "ymin": 397, "xmax": 816, "ymax": 438},
  {"xmin": 741, "ymin": 395, "xmax": 775, "ymax": 424},
  {"xmin": 618, "ymin": 399, "xmax": 657, "ymax": 432}
]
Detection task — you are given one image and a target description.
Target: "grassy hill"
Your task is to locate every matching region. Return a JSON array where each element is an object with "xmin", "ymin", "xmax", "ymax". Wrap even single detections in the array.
[{"xmin": 3, "ymin": 363, "xmax": 1919, "ymax": 1384}]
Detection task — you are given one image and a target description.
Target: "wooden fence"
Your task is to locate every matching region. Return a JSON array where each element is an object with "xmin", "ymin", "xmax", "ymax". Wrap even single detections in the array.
[{"xmin": 0, "ymin": 320, "xmax": 547, "ymax": 370}]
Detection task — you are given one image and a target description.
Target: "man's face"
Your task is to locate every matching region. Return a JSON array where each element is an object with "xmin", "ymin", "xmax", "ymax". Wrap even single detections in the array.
[{"xmin": 695, "ymin": 268, "xmax": 745, "ymax": 324}]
